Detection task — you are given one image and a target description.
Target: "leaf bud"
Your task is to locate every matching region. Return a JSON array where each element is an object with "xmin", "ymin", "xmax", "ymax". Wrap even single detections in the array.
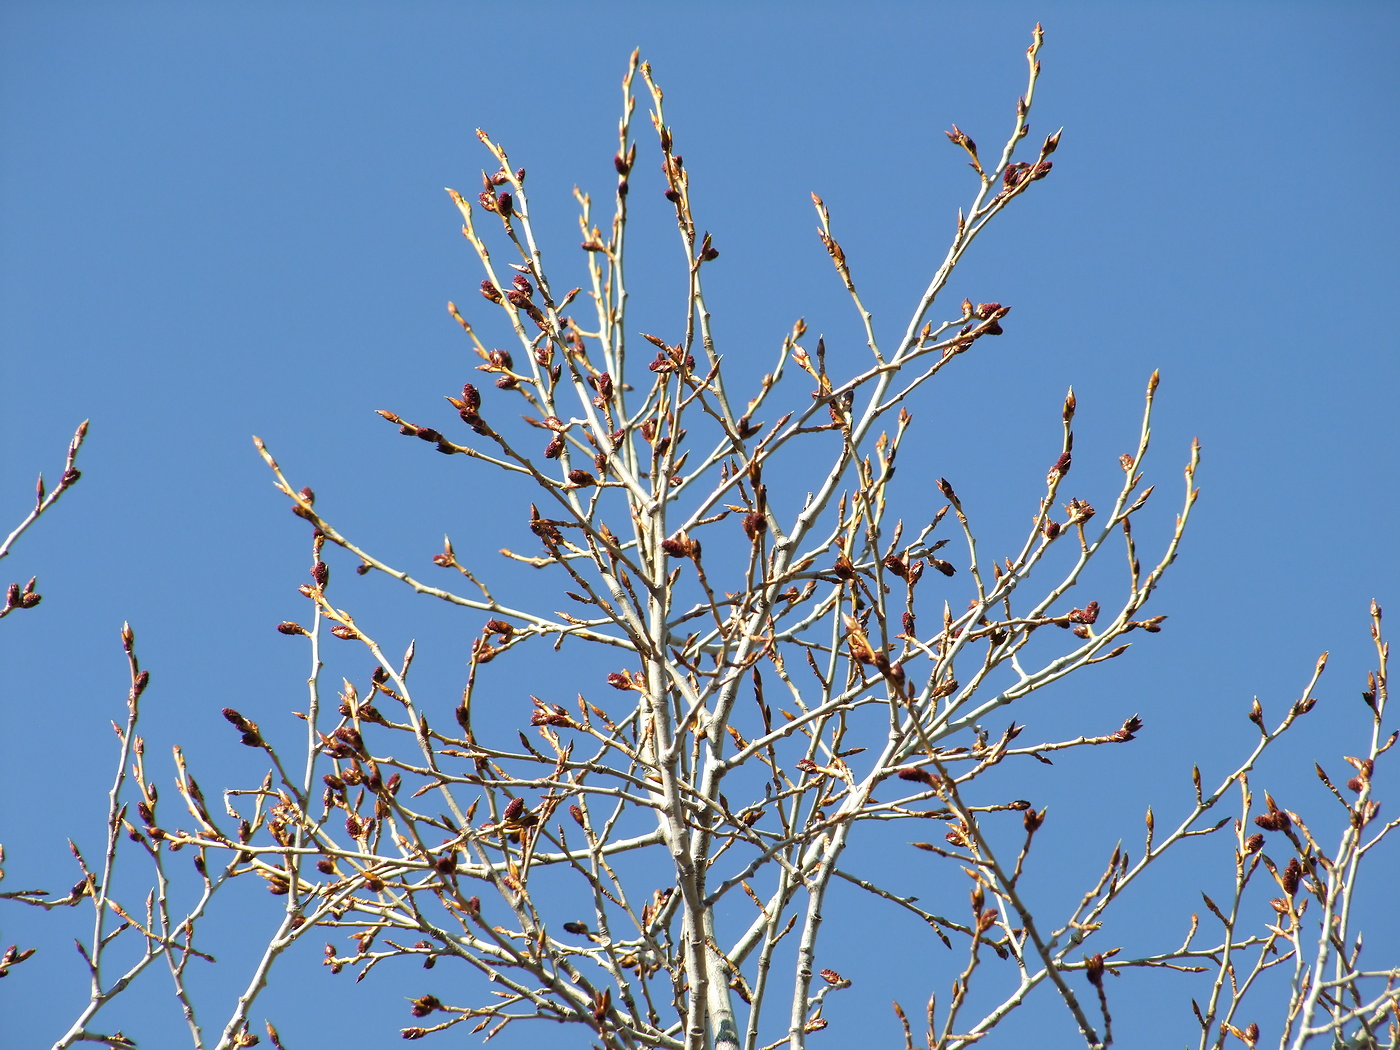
[
  {"xmin": 1282, "ymin": 857, "xmax": 1302, "ymax": 896},
  {"xmin": 1112, "ymin": 714, "xmax": 1143, "ymax": 742},
  {"xmin": 742, "ymin": 512, "xmax": 766, "ymax": 542},
  {"xmin": 1085, "ymin": 953, "xmax": 1105, "ymax": 986}
]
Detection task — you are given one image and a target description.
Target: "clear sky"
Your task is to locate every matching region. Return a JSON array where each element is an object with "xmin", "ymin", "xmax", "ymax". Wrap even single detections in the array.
[{"xmin": 3, "ymin": 3, "xmax": 1397, "ymax": 1047}]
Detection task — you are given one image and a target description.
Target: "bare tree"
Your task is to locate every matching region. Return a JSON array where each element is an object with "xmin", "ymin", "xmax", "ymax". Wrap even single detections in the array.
[{"xmin": 6, "ymin": 27, "xmax": 1397, "ymax": 1050}]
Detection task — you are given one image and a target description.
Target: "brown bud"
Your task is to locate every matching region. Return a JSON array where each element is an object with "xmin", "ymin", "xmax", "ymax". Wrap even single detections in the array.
[
  {"xmin": 410, "ymin": 994, "xmax": 442, "ymax": 1018},
  {"xmin": 503, "ymin": 797, "xmax": 526, "ymax": 822},
  {"xmin": 1112, "ymin": 714, "xmax": 1143, "ymax": 742},
  {"xmin": 495, "ymin": 191, "xmax": 513, "ymax": 217},
  {"xmin": 937, "ymin": 478, "xmax": 957, "ymax": 501},
  {"xmin": 897, "ymin": 766, "xmax": 935, "ymax": 786},
  {"xmin": 944, "ymin": 125, "xmax": 976, "ymax": 154},
  {"xmin": 1282, "ymin": 857, "xmax": 1302, "ymax": 896},
  {"xmin": 310, "ymin": 561, "xmax": 329, "ymax": 587},
  {"xmin": 480, "ymin": 280, "xmax": 503, "ymax": 304},
  {"xmin": 566, "ymin": 469, "xmax": 596, "ymax": 487},
  {"xmin": 930, "ymin": 559, "xmax": 956, "ymax": 577},
  {"xmin": 902, "ymin": 612, "xmax": 916, "ymax": 635},
  {"xmin": 1085, "ymin": 953, "xmax": 1105, "ymax": 986},
  {"xmin": 530, "ymin": 705, "xmax": 577, "ymax": 729},
  {"xmin": 743, "ymin": 512, "xmax": 766, "ymax": 542},
  {"xmin": 1064, "ymin": 498, "xmax": 1096, "ymax": 525},
  {"xmin": 569, "ymin": 804, "xmax": 586, "ymax": 827},
  {"xmin": 1248, "ymin": 698, "xmax": 1265, "ymax": 728},
  {"xmin": 1067, "ymin": 601, "xmax": 1099, "ymax": 625},
  {"xmin": 330, "ymin": 625, "xmax": 357, "ymax": 640}
]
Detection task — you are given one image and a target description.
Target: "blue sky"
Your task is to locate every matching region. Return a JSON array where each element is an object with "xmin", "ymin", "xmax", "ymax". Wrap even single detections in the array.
[{"xmin": 3, "ymin": 3, "xmax": 1397, "ymax": 1047}]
